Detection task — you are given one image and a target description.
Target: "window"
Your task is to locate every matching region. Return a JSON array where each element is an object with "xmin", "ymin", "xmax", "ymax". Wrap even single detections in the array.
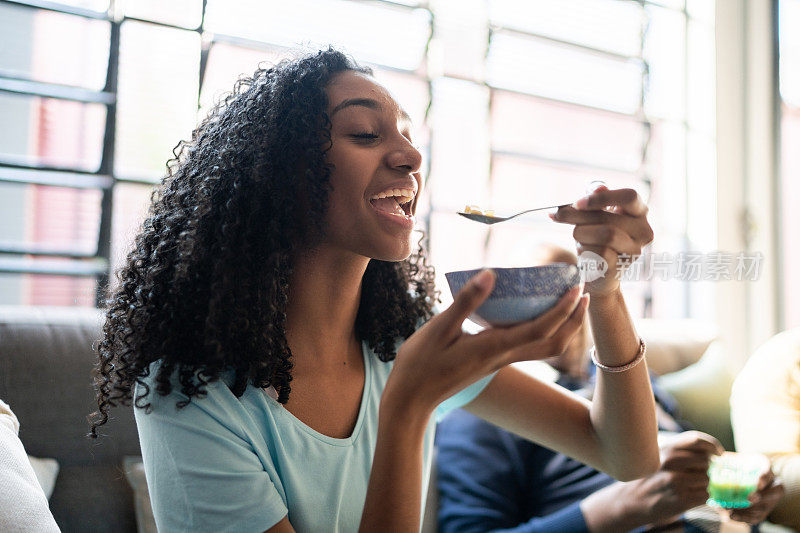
[
  {"xmin": 428, "ymin": 0, "xmax": 716, "ymax": 322},
  {"xmin": 779, "ymin": 0, "xmax": 800, "ymax": 329},
  {"xmin": 0, "ymin": 0, "xmax": 717, "ymax": 322}
]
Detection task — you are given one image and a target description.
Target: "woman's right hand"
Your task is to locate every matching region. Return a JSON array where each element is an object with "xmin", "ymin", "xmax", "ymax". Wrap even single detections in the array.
[{"xmin": 386, "ymin": 269, "xmax": 589, "ymax": 414}]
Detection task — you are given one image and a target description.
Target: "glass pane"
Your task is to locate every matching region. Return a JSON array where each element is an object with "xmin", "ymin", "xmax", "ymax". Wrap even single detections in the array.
[
  {"xmin": 0, "ymin": 4, "xmax": 110, "ymax": 90},
  {"xmin": 115, "ymin": 21, "xmax": 200, "ymax": 179},
  {"xmin": 780, "ymin": 0, "xmax": 800, "ymax": 106},
  {"xmin": 487, "ymin": 32, "xmax": 644, "ymax": 114},
  {"xmin": 199, "ymin": 42, "xmax": 287, "ymax": 114},
  {"xmin": 0, "ymin": 182, "xmax": 101, "ymax": 255},
  {"xmin": 686, "ymin": 20, "xmax": 715, "ymax": 134},
  {"xmin": 0, "ymin": 271, "xmax": 96, "ymax": 306},
  {"xmin": 205, "ymin": 0, "xmax": 431, "ymax": 72},
  {"xmin": 644, "ymin": 5, "xmax": 686, "ymax": 121},
  {"xmin": 782, "ymin": 104, "xmax": 800, "ymax": 328},
  {"xmin": 491, "ymin": 91, "xmax": 647, "ymax": 172},
  {"xmin": 53, "ymin": 0, "xmax": 108, "ymax": 11},
  {"xmin": 429, "ymin": 0, "xmax": 488, "ymax": 80},
  {"xmin": 485, "ymin": 220, "xmax": 575, "ymax": 269},
  {"xmin": 646, "ymin": 0, "xmax": 685, "ymax": 8},
  {"xmin": 685, "ymin": 131, "xmax": 716, "ymax": 251},
  {"xmin": 111, "ymin": 182, "xmax": 156, "ymax": 277},
  {"xmin": 489, "ymin": 0, "xmax": 645, "ymax": 57},
  {"xmin": 782, "ymin": 47, "xmax": 800, "ymax": 107},
  {"xmin": 647, "ymin": 120, "xmax": 688, "ymax": 239},
  {"xmin": 429, "ymin": 78, "xmax": 490, "ymax": 212},
  {"xmin": 123, "ymin": 0, "xmax": 203, "ymax": 29},
  {"xmin": 686, "ymin": 0, "xmax": 715, "ymax": 24},
  {"xmin": 648, "ymin": 121, "xmax": 689, "ymax": 320},
  {"xmin": 0, "ymin": 92, "xmax": 105, "ymax": 171},
  {"xmin": 490, "ymin": 154, "xmax": 646, "ymax": 215}
]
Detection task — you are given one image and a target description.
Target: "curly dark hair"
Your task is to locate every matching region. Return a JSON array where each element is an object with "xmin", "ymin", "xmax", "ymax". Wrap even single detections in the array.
[{"xmin": 89, "ymin": 48, "xmax": 438, "ymax": 438}]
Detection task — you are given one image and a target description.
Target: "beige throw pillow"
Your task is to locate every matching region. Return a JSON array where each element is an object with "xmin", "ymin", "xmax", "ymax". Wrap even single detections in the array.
[
  {"xmin": 26, "ymin": 456, "xmax": 59, "ymax": 500},
  {"xmin": 123, "ymin": 456, "xmax": 157, "ymax": 533}
]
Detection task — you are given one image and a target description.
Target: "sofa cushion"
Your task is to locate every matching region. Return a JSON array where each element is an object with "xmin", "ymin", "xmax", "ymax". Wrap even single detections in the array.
[
  {"xmin": 0, "ymin": 306, "xmax": 141, "ymax": 465},
  {"xmin": 50, "ymin": 464, "xmax": 136, "ymax": 533},
  {"xmin": 0, "ymin": 306, "xmax": 141, "ymax": 532},
  {"xmin": 635, "ymin": 318, "xmax": 717, "ymax": 376},
  {"xmin": 27, "ymin": 456, "xmax": 59, "ymax": 499},
  {"xmin": 657, "ymin": 341, "xmax": 735, "ymax": 451},
  {"xmin": 123, "ymin": 457, "xmax": 157, "ymax": 533}
]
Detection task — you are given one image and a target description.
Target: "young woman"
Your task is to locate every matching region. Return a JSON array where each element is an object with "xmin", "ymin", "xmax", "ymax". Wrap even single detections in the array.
[{"xmin": 91, "ymin": 48, "xmax": 659, "ymax": 532}]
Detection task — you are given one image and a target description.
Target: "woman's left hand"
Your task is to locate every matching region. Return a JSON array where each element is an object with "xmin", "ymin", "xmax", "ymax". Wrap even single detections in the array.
[{"xmin": 550, "ymin": 186, "xmax": 654, "ymax": 297}]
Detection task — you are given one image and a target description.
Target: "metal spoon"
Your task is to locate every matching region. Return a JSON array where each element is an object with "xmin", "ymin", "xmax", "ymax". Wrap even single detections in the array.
[{"xmin": 457, "ymin": 203, "xmax": 570, "ymax": 225}]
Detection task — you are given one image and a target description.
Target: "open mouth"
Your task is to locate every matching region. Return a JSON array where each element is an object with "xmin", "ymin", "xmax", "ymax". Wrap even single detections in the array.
[{"xmin": 369, "ymin": 188, "xmax": 415, "ymax": 217}]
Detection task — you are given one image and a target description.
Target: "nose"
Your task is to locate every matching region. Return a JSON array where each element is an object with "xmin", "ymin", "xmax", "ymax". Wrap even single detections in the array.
[{"xmin": 385, "ymin": 135, "xmax": 422, "ymax": 174}]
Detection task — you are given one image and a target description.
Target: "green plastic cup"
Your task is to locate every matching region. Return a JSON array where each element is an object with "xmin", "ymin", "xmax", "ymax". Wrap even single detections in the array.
[{"xmin": 707, "ymin": 452, "xmax": 768, "ymax": 509}]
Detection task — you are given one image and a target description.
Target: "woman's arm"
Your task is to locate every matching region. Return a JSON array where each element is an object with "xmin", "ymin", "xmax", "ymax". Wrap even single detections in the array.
[
  {"xmin": 466, "ymin": 187, "xmax": 659, "ymax": 481},
  {"xmin": 358, "ymin": 393, "xmax": 433, "ymax": 531},
  {"xmin": 464, "ymin": 354, "xmax": 658, "ymax": 482},
  {"xmin": 587, "ymin": 288, "xmax": 659, "ymax": 479},
  {"xmin": 359, "ymin": 268, "xmax": 589, "ymax": 531}
]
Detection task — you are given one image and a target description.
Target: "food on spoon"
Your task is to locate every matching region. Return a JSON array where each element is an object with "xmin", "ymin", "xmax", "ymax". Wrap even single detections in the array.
[{"xmin": 463, "ymin": 205, "xmax": 495, "ymax": 217}]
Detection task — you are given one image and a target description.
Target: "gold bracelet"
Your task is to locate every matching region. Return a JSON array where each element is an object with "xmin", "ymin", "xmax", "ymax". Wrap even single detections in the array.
[{"xmin": 590, "ymin": 337, "xmax": 646, "ymax": 373}]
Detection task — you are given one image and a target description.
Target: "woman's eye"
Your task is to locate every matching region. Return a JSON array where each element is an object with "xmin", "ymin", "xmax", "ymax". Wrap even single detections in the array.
[{"xmin": 350, "ymin": 132, "xmax": 379, "ymax": 141}]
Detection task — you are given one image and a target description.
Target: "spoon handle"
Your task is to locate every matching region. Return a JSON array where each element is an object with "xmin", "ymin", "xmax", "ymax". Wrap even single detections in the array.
[{"xmin": 506, "ymin": 204, "xmax": 568, "ymax": 220}]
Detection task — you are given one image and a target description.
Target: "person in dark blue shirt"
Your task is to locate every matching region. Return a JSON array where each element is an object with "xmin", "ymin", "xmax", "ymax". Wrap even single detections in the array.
[{"xmin": 435, "ymin": 245, "xmax": 783, "ymax": 533}]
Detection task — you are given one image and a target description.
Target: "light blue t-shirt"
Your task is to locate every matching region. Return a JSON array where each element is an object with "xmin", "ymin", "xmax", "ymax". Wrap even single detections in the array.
[{"xmin": 134, "ymin": 337, "xmax": 495, "ymax": 533}]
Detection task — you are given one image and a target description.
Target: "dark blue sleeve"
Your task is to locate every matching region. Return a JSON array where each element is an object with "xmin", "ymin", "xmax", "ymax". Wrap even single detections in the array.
[
  {"xmin": 435, "ymin": 410, "xmax": 589, "ymax": 533},
  {"xmin": 500, "ymin": 503, "xmax": 588, "ymax": 533}
]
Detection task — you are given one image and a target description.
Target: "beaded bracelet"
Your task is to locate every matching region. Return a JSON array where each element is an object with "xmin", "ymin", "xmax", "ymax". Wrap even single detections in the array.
[{"xmin": 590, "ymin": 337, "xmax": 646, "ymax": 373}]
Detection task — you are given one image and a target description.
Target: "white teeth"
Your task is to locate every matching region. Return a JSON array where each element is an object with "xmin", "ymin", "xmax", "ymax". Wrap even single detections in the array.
[{"xmin": 370, "ymin": 188, "xmax": 415, "ymax": 204}]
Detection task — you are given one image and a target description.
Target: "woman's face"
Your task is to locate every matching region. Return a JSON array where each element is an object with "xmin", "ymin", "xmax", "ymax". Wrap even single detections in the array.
[{"xmin": 320, "ymin": 70, "xmax": 423, "ymax": 262}]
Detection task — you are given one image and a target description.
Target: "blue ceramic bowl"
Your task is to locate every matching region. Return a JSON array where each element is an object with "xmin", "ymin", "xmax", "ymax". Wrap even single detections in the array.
[{"xmin": 445, "ymin": 264, "xmax": 581, "ymax": 327}]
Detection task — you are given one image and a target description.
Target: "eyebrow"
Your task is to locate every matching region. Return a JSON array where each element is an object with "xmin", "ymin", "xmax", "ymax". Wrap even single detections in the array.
[{"xmin": 330, "ymin": 97, "xmax": 412, "ymax": 123}]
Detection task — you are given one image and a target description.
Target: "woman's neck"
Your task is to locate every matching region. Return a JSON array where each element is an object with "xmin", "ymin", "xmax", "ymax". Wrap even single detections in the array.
[{"xmin": 285, "ymin": 245, "xmax": 370, "ymax": 369}]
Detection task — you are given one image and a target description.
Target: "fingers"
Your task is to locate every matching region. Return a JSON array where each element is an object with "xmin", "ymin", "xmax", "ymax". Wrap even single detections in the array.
[
  {"xmin": 572, "ymin": 224, "xmax": 641, "ymax": 256},
  {"xmin": 572, "ymin": 187, "xmax": 648, "ymax": 217},
  {"xmin": 665, "ymin": 469, "xmax": 711, "ymax": 490},
  {"xmin": 660, "ymin": 449, "xmax": 715, "ymax": 473},
  {"xmin": 756, "ymin": 468, "xmax": 775, "ymax": 492},
  {"xmin": 748, "ymin": 475, "xmax": 784, "ymax": 507},
  {"xmin": 550, "ymin": 188, "xmax": 654, "ymax": 252},
  {"xmin": 435, "ymin": 269, "xmax": 495, "ymax": 334},
  {"xmin": 523, "ymin": 286, "xmax": 585, "ymax": 340},
  {"xmin": 682, "ymin": 488, "xmax": 712, "ymax": 507},
  {"xmin": 550, "ymin": 205, "xmax": 654, "ymax": 245},
  {"xmin": 730, "ymin": 482, "xmax": 783, "ymax": 524},
  {"xmin": 493, "ymin": 293, "xmax": 590, "ymax": 366},
  {"xmin": 664, "ymin": 431, "xmax": 725, "ymax": 457},
  {"xmin": 486, "ymin": 286, "xmax": 583, "ymax": 350},
  {"xmin": 722, "ymin": 469, "xmax": 781, "ymax": 525},
  {"xmin": 729, "ymin": 501, "xmax": 773, "ymax": 525}
]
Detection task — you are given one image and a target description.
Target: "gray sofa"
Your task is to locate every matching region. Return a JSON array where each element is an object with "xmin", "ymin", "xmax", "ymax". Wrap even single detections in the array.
[{"xmin": 0, "ymin": 306, "xmax": 140, "ymax": 532}]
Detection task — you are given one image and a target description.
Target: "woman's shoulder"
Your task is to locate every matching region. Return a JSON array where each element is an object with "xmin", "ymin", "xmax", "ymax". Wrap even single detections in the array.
[{"xmin": 133, "ymin": 362, "xmax": 264, "ymax": 437}]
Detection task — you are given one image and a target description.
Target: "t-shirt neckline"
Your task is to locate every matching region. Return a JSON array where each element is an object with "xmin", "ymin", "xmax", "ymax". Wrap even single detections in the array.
[{"xmin": 259, "ymin": 339, "xmax": 372, "ymax": 447}]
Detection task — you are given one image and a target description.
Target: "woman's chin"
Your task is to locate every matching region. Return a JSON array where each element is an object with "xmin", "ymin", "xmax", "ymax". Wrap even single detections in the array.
[{"xmin": 369, "ymin": 243, "xmax": 414, "ymax": 262}]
